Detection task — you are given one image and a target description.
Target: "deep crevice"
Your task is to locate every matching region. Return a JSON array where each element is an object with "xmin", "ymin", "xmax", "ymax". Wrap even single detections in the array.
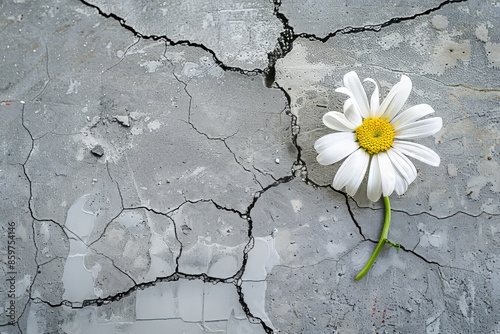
[
  {"xmin": 289, "ymin": 0, "xmax": 468, "ymax": 43},
  {"xmin": 78, "ymin": 0, "xmax": 263, "ymax": 76}
]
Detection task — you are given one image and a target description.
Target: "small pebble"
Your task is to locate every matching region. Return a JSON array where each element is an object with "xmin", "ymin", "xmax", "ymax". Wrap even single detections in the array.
[{"xmin": 91, "ymin": 145, "xmax": 104, "ymax": 157}]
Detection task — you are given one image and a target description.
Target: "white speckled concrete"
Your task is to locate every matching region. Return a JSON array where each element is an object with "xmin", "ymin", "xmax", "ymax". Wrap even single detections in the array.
[{"xmin": 1, "ymin": 0, "xmax": 499, "ymax": 333}]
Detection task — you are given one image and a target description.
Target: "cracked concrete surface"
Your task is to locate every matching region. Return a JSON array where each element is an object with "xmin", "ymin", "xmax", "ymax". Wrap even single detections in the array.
[{"xmin": 1, "ymin": 0, "xmax": 499, "ymax": 333}]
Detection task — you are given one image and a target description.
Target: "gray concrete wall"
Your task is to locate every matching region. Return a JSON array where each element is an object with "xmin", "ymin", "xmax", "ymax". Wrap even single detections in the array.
[{"xmin": 0, "ymin": 0, "xmax": 499, "ymax": 333}]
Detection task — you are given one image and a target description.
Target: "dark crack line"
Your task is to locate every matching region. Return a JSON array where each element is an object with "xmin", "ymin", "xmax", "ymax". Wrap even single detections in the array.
[
  {"xmin": 92, "ymin": 249, "xmax": 138, "ymax": 286},
  {"xmin": 127, "ymin": 197, "xmax": 247, "ymax": 218},
  {"xmin": 286, "ymin": 0, "xmax": 468, "ymax": 43},
  {"xmin": 342, "ymin": 193, "xmax": 367, "ymax": 240},
  {"xmin": 362, "ymin": 238, "xmax": 443, "ymax": 267},
  {"xmin": 17, "ymin": 102, "xmax": 72, "ymax": 327},
  {"xmin": 86, "ymin": 163, "xmax": 125, "ymax": 247},
  {"xmin": 78, "ymin": 0, "xmax": 263, "ymax": 76},
  {"xmin": 349, "ymin": 196, "xmax": 499, "ymax": 220},
  {"xmin": 273, "ymin": 82, "xmax": 306, "ymax": 174},
  {"xmin": 168, "ymin": 60, "xmax": 194, "ymax": 124},
  {"xmin": 169, "ymin": 215, "xmax": 183, "ymax": 273},
  {"xmin": 180, "ymin": 117, "xmax": 266, "ymax": 190},
  {"xmin": 31, "ymin": 270, "xmax": 256, "ymax": 309},
  {"xmin": 236, "ymin": 285, "xmax": 273, "ymax": 334},
  {"xmin": 165, "ymin": 55, "xmax": 268, "ymax": 190},
  {"xmin": 272, "ymin": 81, "xmax": 370, "ymax": 247},
  {"xmin": 20, "ymin": 105, "xmax": 70, "ymax": 233},
  {"xmin": 359, "ymin": 236, "xmax": 489, "ymax": 279},
  {"xmin": 251, "ymin": 163, "xmax": 278, "ymax": 182},
  {"xmin": 265, "ymin": 0, "xmax": 295, "ymax": 87},
  {"xmin": 101, "ymin": 37, "xmax": 141, "ymax": 75}
]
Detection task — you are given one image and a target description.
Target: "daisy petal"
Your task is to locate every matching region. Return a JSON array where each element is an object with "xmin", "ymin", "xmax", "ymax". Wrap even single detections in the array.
[
  {"xmin": 395, "ymin": 117, "xmax": 442, "ymax": 139},
  {"xmin": 378, "ymin": 152, "xmax": 396, "ymax": 197},
  {"xmin": 339, "ymin": 71, "xmax": 370, "ymax": 118},
  {"xmin": 346, "ymin": 150, "xmax": 370, "ymax": 196},
  {"xmin": 335, "ymin": 87, "xmax": 352, "ymax": 97},
  {"xmin": 386, "ymin": 149, "xmax": 417, "ymax": 185},
  {"xmin": 391, "ymin": 104, "xmax": 435, "ymax": 128},
  {"xmin": 343, "ymin": 98, "xmax": 363, "ymax": 127},
  {"xmin": 367, "ymin": 155, "xmax": 382, "ymax": 202},
  {"xmin": 323, "ymin": 111, "xmax": 356, "ymax": 132},
  {"xmin": 316, "ymin": 137, "xmax": 359, "ymax": 165},
  {"xmin": 392, "ymin": 140, "xmax": 441, "ymax": 167},
  {"xmin": 314, "ymin": 132, "xmax": 356, "ymax": 152},
  {"xmin": 379, "ymin": 75, "xmax": 412, "ymax": 121},
  {"xmin": 394, "ymin": 172, "xmax": 408, "ymax": 195},
  {"xmin": 364, "ymin": 78, "xmax": 380, "ymax": 117},
  {"xmin": 333, "ymin": 149, "xmax": 369, "ymax": 195}
]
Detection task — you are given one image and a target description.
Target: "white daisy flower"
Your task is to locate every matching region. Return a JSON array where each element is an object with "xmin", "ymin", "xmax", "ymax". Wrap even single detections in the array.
[{"xmin": 315, "ymin": 71, "xmax": 442, "ymax": 202}]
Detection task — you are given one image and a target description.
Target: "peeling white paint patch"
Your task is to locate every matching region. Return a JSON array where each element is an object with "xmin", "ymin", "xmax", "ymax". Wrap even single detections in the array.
[
  {"xmin": 243, "ymin": 235, "xmax": 280, "ymax": 281},
  {"xmin": 447, "ymin": 164, "xmax": 458, "ymax": 177},
  {"xmin": 423, "ymin": 38, "xmax": 471, "ymax": 75},
  {"xmin": 241, "ymin": 235, "xmax": 279, "ymax": 330},
  {"xmin": 485, "ymin": 42, "xmax": 500, "ymax": 68},
  {"xmin": 139, "ymin": 60, "xmax": 163, "ymax": 73},
  {"xmin": 418, "ymin": 223, "xmax": 446, "ymax": 249},
  {"xmin": 431, "ymin": 15, "xmax": 449, "ymax": 30},
  {"xmin": 475, "ymin": 22, "xmax": 489, "ymax": 42},
  {"xmin": 419, "ymin": 232, "xmax": 443, "ymax": 248},
  {"xmin": 61, "ymin": 195, "xmax": 100, "ymax": 305},
  {"xmin": 147, "ymin": 119, "xmax": 161, "ymax": 131},
  {"xmin": 290, "ymin": 199, "xmax": 303, "ymax": 213},
  {"xmin": 377, "ymin": 32, "xmax": 404, "ymax": 50},
  {"xmin": 472, "ymin": 21, "xmax": 499, "ymax": 68},
  {"xmin": 66, "ymin": 79, "xmax": 81, "ymax": 95}
]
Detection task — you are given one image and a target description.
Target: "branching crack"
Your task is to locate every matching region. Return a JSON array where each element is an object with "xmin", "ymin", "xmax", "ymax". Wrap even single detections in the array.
[
  {"xmin": 78, "ymin": 0, "xmax": 263, "ymax": 76},
  {"xmin": 350, "ymin": 196, "xmax": 499, "ymax": 220},
  {"xmin": 286, "ymin": 0, "xmax": 468, "ymax": 43},
  {"xmin": 31, "ymin": 1, "xmax": 472, "ymax": 332}
]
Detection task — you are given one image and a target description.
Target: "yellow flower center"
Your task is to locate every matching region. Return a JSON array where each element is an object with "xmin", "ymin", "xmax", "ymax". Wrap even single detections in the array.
[{"xmin": 355, "ymin": 118, "xmax": 395, "ymax": 155}]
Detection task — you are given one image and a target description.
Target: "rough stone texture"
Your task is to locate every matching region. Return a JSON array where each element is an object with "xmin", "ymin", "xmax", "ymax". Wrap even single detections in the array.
[
  {"xmin": 1, "ymin": 0, "xmax": 499, "ymax": 333},
  {"xmin": 83, "ymin": 0, "xmax": 283, "ymax": 71},
  {"xmin": 170, "ymin": 201, "xmax": 249, "ymax": 277},
  {"xmin": 281, "ymin": 0, "xmax": 445, "ymax": 38}
]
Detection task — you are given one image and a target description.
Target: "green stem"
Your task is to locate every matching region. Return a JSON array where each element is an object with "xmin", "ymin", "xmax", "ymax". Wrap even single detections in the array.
[{"xmin": 355, "ymin": 196, "xmax": 391, "ymax": 280}]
